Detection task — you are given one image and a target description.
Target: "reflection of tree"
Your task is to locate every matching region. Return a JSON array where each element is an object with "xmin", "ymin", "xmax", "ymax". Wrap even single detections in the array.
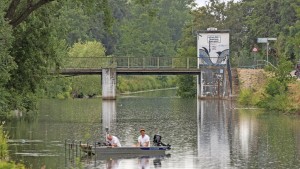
[
  {"xmin": 231, "ymin": 110, "xmax": 300, "ymax": 168},
  {"xmin": 256, "ymin": 114, "xmax": 299, "ymax": 167}
]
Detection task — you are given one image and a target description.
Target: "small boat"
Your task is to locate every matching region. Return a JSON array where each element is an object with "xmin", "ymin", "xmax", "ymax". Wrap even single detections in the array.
[
  {"xmin": 80, "ymin": 134, "xmax": 171, "ymax": 157},
  {"xmin": 80, "ymin": 144, "xmax": 170, "ymax": 156}
]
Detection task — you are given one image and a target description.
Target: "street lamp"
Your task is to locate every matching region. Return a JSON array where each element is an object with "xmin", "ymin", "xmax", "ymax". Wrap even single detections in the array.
[{"xmin": 257, "ymin": 37, "xmax": 277, "ymax": 63}]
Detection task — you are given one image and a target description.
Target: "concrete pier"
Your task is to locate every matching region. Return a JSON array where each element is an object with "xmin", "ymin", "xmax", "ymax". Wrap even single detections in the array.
[{"xmin": 102, "ymin": 68, "xmax": 117, "ymax": 100}]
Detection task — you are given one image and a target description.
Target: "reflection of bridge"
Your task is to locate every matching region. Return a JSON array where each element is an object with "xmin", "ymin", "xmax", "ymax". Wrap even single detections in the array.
[
  {"xmin": 59, "ymin": 57, "xmax": 225, "ymax": 75},
  {"xmin": 57, "ymin": 57, "xmax": 231, "ymax": 99}
]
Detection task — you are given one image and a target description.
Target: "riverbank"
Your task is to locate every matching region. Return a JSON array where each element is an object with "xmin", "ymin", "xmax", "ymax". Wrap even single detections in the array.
[
  {"xmin": 237, "ymin": 68, "xmax": 300, "ymax": 114},
  {"xmin": 120, "ymin": 87, "xmax": 177, "ymax": 95}
]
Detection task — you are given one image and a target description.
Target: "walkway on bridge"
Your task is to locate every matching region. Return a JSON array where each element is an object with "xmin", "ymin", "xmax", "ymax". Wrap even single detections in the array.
[{"xmin": 59, "ymin": 57, "xmax": 227, "ymax": 75}]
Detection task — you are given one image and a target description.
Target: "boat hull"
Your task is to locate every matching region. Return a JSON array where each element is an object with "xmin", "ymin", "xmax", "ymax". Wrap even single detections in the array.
[{"xmin": 80, "ymin": 145, "xmax": 169, "ymax": 156}]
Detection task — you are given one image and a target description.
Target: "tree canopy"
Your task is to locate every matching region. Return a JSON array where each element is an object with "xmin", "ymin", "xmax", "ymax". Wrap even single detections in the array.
[{"xmin": 1, "ymin": 0, "xmax": 300, "ymax": 116}]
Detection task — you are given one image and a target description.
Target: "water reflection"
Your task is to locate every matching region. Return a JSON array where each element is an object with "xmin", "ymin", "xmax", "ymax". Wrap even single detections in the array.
[
  {"xmin": 153, "ymin": 157, "xmax": 162, "ymax": 168},
  {"xmin": 102, "ymin": 100, "xmax": 116, "ymax": 134},
  {"xmin": 197, "ymin": 100, "xmax": 232, "ymax": 168},
  {"xmin": 7, "ymin": 95, "xmax": 300, "ymax": 168},
  {"xmin": 80, "ymin": 155, "xmax": 170, "ymax": 169},
  {"xmin": 138, "ymin": 157, "xmax": 150, "ymax": 169},
  {"xmin": 106, "ymin": 159, "xmax": 120, "ymax": 169}
]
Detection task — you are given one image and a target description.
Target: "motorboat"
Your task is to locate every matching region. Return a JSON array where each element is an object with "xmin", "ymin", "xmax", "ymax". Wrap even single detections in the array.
[{"xmin": 80, "ymin": 134, "xmax": 171, "ymax": 156}]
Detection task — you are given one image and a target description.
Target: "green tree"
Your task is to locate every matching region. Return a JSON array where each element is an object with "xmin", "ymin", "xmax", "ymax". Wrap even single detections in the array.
[
  {"xmin": 176, "ymin": 75, "xmax": 196, "ymax": 98},
  {"xmin": 1, "ymin": 0, "xmax": 116, "ymax": 116},
  {"xmin": 116, "ymin": 0, "xmax": 193, "ymax": 57},
  {"xmin": 6, "ymin": 5, "xmax": 67, "ymax": 114},
  {"xmin": 0, "ymin": 1, "xmax": 15, "ymax": 115},
  {"xmin": 68, "ymin": 41, "xmax": 106, "ymax": 58},
  {"xmin": 5, "ymin": 0, "xmax": 55, "ymax": 27}
]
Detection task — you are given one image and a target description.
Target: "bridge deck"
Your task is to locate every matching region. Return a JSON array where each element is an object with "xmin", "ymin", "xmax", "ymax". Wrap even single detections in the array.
[
  {"xmin": 59, "ymin": 66, "xmax": 225, "ymax": 75},
  {"xmin": 58, "ymin": 57, "xmax": 227, "ymax": 75}
]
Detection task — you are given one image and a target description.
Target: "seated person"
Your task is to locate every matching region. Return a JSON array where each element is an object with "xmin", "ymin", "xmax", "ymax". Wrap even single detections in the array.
[
  {"xmin": 107, "ymin": 134, "xmax": 121, "ymax": 147},
  {"xmin": 137, "ymin": 128, "xmax": 150, "ymax": 147}
]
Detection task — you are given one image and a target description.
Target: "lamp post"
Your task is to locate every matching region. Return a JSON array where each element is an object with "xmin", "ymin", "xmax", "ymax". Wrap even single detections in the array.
[
  {"xmin": 257, "ymin": 38, "xmax": 277, "ymax": 64},
  {"xmin": 266, "ymin": 41, "xmax": 269, "ymax": 63}
]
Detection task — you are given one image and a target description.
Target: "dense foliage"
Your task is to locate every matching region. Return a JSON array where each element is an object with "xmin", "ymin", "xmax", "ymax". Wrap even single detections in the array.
[
  {"xmin": 0, "ymin": 2, "xmax": 15, "ymax": 117},
  {"xmin": 1, "ymin": 0, "xmax": 300, "ymax": 117},
  {"xmin": 258, "ymin": 58, "xmax": 296, "ymax": 112}
]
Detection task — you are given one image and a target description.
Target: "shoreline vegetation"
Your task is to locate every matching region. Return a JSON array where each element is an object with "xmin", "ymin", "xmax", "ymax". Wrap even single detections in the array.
[
  {"xmin": 44, "ymin": 75, "xmax": 177, "ymax": 99},
  {"xmin": 119, "ymin": 87, "xmax": 177, "ymax": 95},
  {"xmin": 0, "ymin": 125, "xmax": 25, "ymax": 168},
  {"xmin": 237, "ymin": 67, "xmax": 300, "ymax": 114}
]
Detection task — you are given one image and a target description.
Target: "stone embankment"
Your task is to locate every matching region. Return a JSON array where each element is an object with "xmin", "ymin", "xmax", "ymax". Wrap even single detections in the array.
[
  {"xmin": 230, "ymin": 68, "xmax": 267, "ymax": 97},
  {"xmin": 237, "ymin": 69, "xmax": 267, "ymax": 90}
]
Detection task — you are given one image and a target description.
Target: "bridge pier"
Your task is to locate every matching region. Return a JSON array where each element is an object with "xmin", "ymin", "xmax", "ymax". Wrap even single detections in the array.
[
  {"xmin": 102, "ymin": 68, "xmax": 117, "ymax": 100},
  {"xmin": 197, "ymin": 68, "xmax": 227, "ymax": 99}
]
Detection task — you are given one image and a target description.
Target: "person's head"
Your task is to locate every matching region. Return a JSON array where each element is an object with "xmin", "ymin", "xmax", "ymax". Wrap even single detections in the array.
[
  {"xmin": 140, "ymin": 128, "xmax": 146, "ymax": 136},
  {"xmin": 107, "ymin": 134, "xmax": 112, "ymax": 141}
]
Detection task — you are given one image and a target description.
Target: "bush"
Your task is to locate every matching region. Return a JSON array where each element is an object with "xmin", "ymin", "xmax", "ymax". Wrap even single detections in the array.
[
  {"xmin": 0, "ymin": 162, "xmax": 25, "ymax": 169},
  {"xmin": 0, "ymin": 124, "xmax": 25, "ymax": 168},
  {"xmin": 259, "ymin": 94, "xmax": 292, "ymax": 112},
  {"xmin": 265, "ymin": 78, "xmax": 286, "ymax": 96},
  {"xmin": 258, "ymin": 57, "xmax": 296, "ymax": 112},
  {"xmin": 238, "ymin": 88, "xmax": 260, "ymax": 106},
  {"xmin": 0, "ymin": 125, "xmax": 8, "ymax": 160}
]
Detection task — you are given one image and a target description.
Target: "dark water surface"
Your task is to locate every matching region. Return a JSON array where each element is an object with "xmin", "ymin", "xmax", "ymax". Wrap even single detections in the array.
[{"xmin": 5, "ymin": 90, "xmax": 300, "ymax": 169}]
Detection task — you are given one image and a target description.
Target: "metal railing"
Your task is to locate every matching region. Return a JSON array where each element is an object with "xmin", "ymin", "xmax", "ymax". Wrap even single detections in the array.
[
  {"xmin": 62, "ymin": 57, "xmax": 228, "ymax": 69},
  {"xmin": 237, "ymin": 59, "xmax": 277, "ymax": 69},
  {"xmin": 255, "ymin": 60, "xmax": 277, "ymax": 69}
]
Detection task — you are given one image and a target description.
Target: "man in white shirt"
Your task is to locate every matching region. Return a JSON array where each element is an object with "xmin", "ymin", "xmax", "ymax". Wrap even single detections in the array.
[
  {"xmin": 137, "ymin": 128, "xmax": 150, "ymax": 147},
  {"xmin": 107, "ymin": 134, "xmax": 122, "ymax": 147}
]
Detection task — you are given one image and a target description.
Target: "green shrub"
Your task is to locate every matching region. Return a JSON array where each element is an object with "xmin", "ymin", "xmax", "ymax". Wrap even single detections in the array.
[
  {"xmin": 238, "ymin": 88, "xmax": 260, "ymax": 106},
  {"xmin": 0, "ymin": 125, "xmax": 25, "ymax": 168},
  {"xmin": 70, "ymin": 75, "xmax": 101, "ymax": 97},
  {"xmin": 0, "ymin": 162, "xmax": 25, "ymax": 169},
  {"xmin": 259, "ymin": 94, "xmax": 292, "ymax": 112},
  {"xmin": 258, "ymin": 57, "xmax": 295, "ymax": 112},
  {"xmin": 0, "ymin": 125, "xmax": 8, "ymax": 160},
  {"xmin": 43, "ymin": 77, "xmax": 72, "ymax": 99},
  {"xmin": 265, "ymin": 78, "xmax": 286, "ymax": 96}
]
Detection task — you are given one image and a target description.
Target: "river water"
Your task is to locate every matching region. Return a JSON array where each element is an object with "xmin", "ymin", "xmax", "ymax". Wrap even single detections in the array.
[{"xmin": 5, "ymin": 90, "xmax": 300, "ymax": 169}]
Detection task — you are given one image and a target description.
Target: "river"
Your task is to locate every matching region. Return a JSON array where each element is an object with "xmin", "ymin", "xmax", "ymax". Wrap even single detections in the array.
[{"xmin": 5, "ymin": 89, "xmax": 300, "ymax": 169}]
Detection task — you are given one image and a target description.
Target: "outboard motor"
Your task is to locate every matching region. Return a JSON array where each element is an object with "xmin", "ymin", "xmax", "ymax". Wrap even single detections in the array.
[
  {"xmin": 153, "ymin": 134, "xmax": 162, "ymax": 146},
  {"xmin": 153, "ymin": 134, "xmax": 171, "ymax": 150}
]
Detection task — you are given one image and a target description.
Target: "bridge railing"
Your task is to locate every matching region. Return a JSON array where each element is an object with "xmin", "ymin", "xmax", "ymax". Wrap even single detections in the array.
[{"xmin": 62, "ymin": 57, "xmax": 199, "ymax": 69}]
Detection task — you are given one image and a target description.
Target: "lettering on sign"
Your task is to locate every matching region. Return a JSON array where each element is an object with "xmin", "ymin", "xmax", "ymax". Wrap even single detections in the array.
[{"xmin": 207, "ymin": 35, "xmax": 221, "ymax": 43}]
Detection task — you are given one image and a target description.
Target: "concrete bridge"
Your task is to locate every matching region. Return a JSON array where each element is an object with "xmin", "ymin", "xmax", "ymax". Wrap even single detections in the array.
[{"xmin": 57, "ymin": 57, "xmax": 231, "ymax": 99}]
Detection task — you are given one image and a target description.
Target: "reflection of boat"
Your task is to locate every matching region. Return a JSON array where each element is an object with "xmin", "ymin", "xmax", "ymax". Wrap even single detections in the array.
[
  {"xmin": 80, "ymin": 144, "xmax": 170, "ymax": 157},
  {"xmin": 80, "ymin": 154, "xmax": 171, "ymax": 169}
]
